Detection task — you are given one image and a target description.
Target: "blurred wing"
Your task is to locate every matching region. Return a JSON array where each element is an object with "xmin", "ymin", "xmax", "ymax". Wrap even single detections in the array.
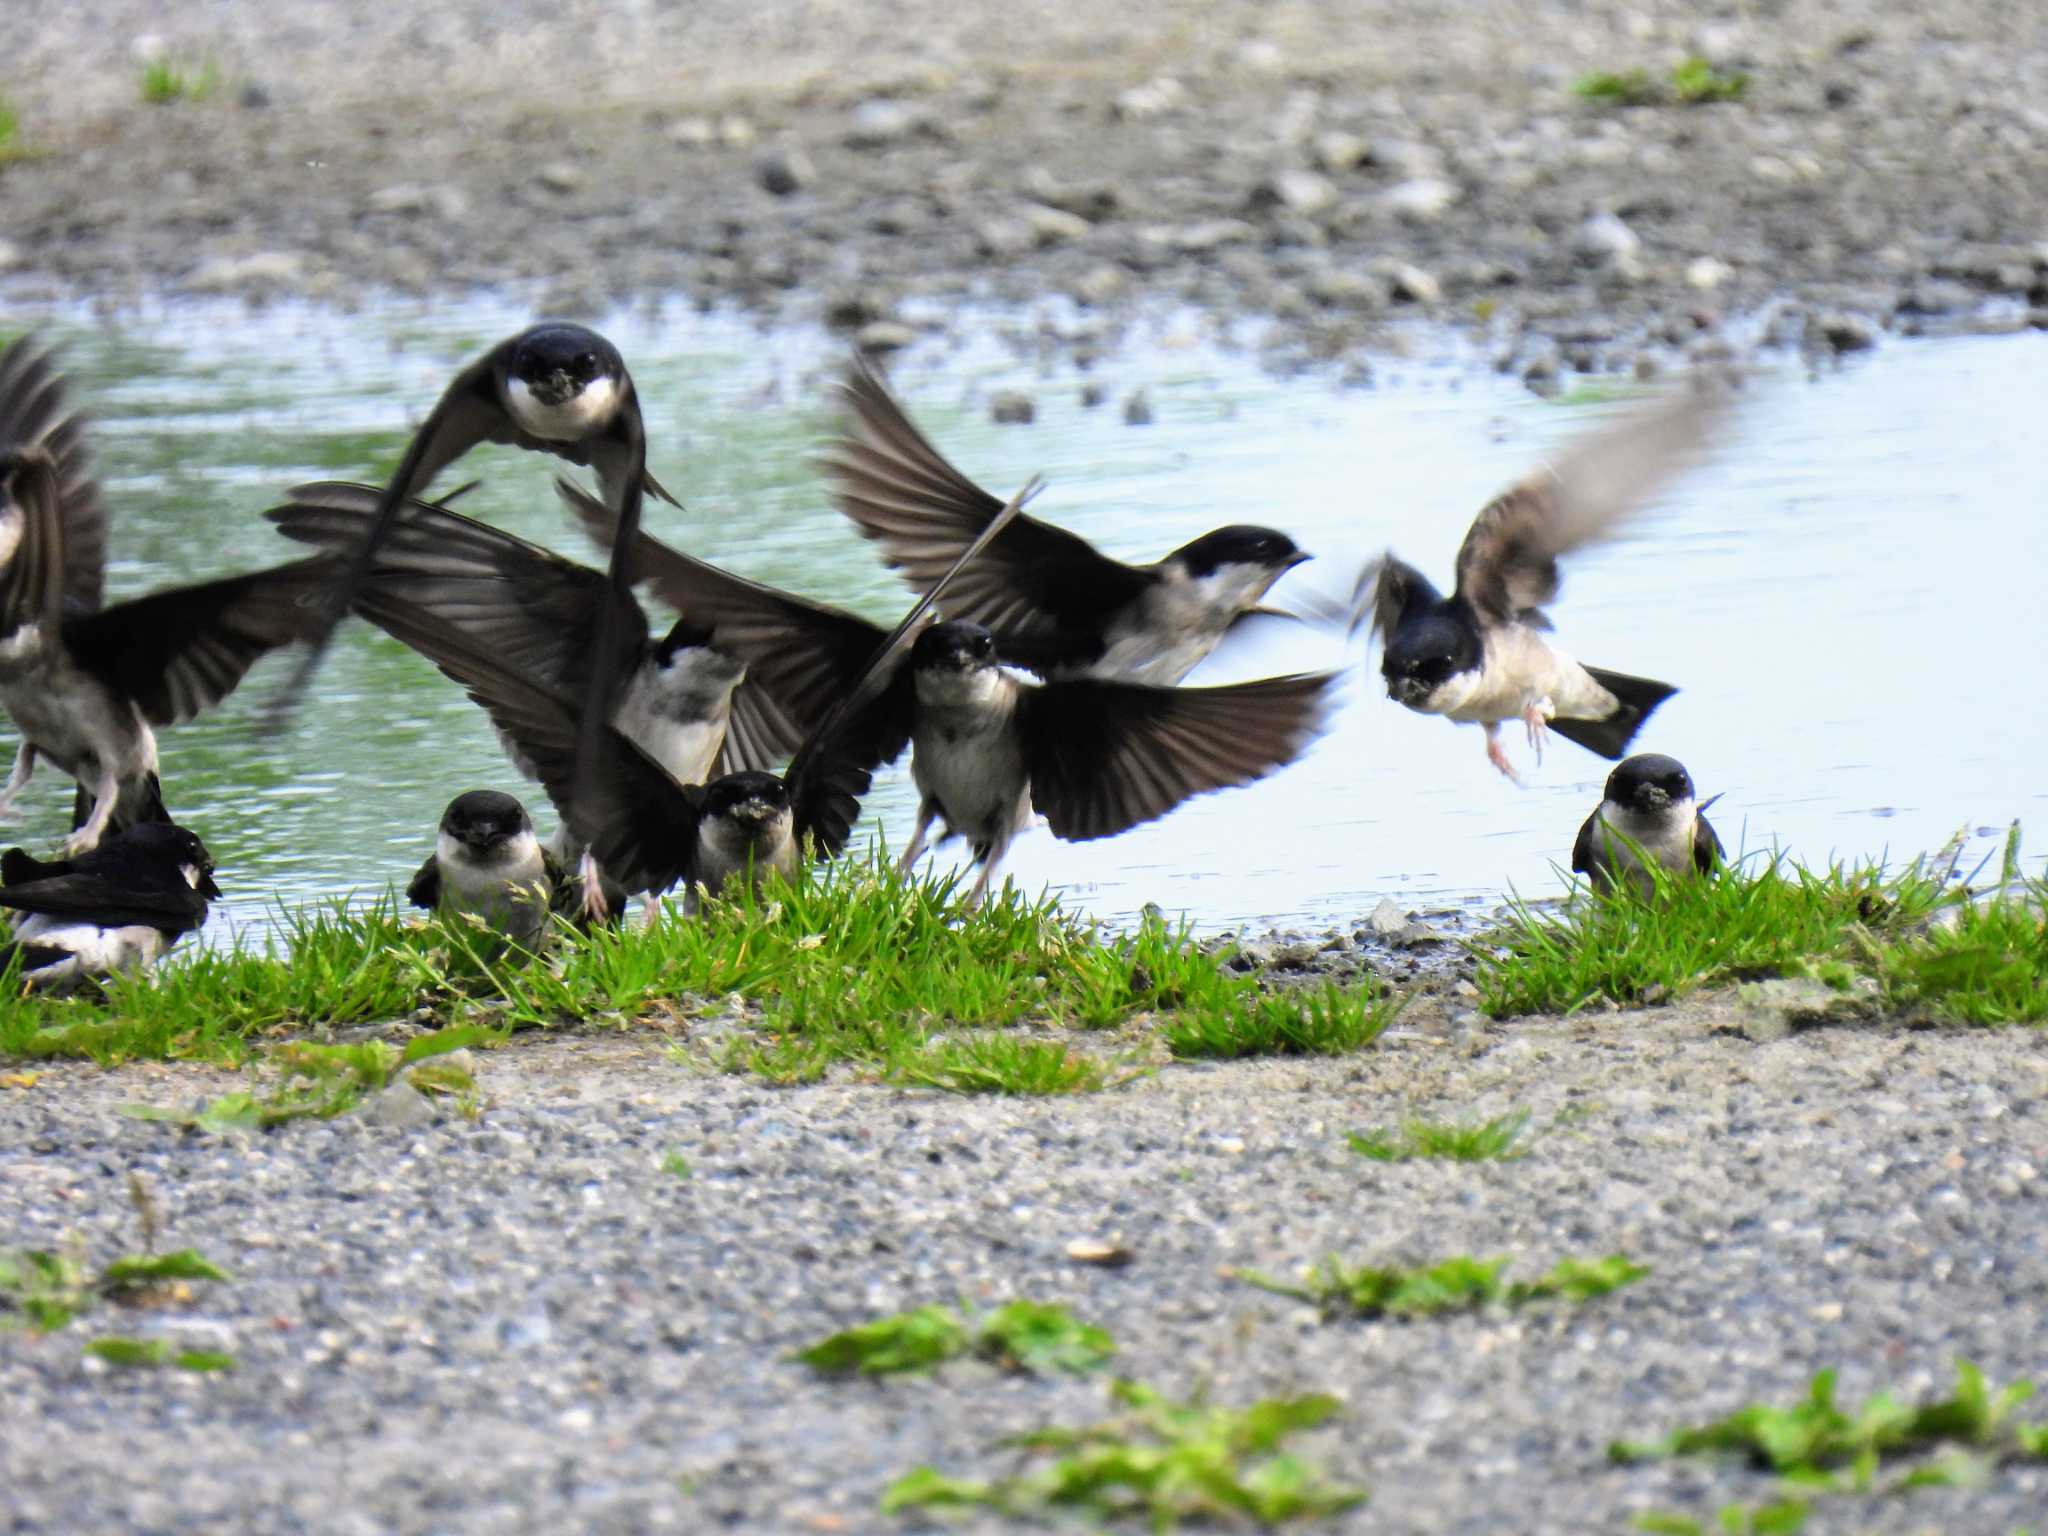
[
  {"xmin": 405, "ymin": 856, "xmax": 441, "ymax": 909},
  {"xmin": 817, "ymin": 358, "xmax": 1152, "ymax": 660},
  {"xmin": 712, "ymin": 683, "xmax": 807, "ymax": 777},
  {"xmin": 348, "ymin": 590, "xmax": 704, "ymax": 898},
  {"xmin": 267, "ymin": 480, "xmax": 639, "ymax": 690},
  {"xmin": 1694, "ymin": 814, "xmax": 1726, "ymax": 873},
  {"xmin": 0, "ymin": 447, "xmax": 69, "ymax": 636},
  {"xmin": 556, "ymin": 478, "xmax": 889, "ymax": 740},
  {"xmin": 0, "ymin": 336, "xmax": 107, "ymax": 614},
  {"xmin": 63, "ymin": 557, "xmax": 339, "ymax": 726},
  {"xmin": 1453, "ymin": 385, "xmax": 1728, "ymax": 625},
  {"xmin": 1351, "ymin": 554, "xmax": 1445, "ymax": 643},
  {"xmin": 0, "ymin": 872, "xmax": 208, "ymax": 933},
  {"xmin": 1022, "ymin": 670, "xmax": 1335, "ymax": 841}
]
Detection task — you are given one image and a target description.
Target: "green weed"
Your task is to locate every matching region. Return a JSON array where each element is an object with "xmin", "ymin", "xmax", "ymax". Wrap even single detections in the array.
[
  {"xmin": 1238, "ymin": 1252, "xmax": 1646, "ymax": 1318},
  {"xmin": 1348, "ymin": 1109, "xmax": 1532, "ymax": 1163},
  {"xmin": 1671, "ymin": 56, "xmax": 1750, "ymax": 104},
  {"xmin": 1573, "ymin": 69, "xmax": 1661, "ymax": 106},
  {"xmin": 795, "ymin": 1300, "xmax": 1113, "ymax": 1378},
  {"xmin": 1162, "ymin": 979, "xmax": 1397, "ymax": 1060},
  {"xmin": 139, "ymin": 56, "xmax": 221, "ymax": 105},
  {"xmin": 883, "ymin": 1379, "xmax": 1366, "ymax": 1525},
  {"xmin": 888, "ymin": 1034, "xmax": 1120, "ymax": 1095},
  {"xmin": 85, "ymin": 1336, "xmax": 235, "ymax": 1372},
  {"xmin": 1574, "ymin": 56, "xmax": 1747, "ymax": 107},
  {"xmin": 0, "ymin": 96, "xmax": 23, "ymax": 162}
]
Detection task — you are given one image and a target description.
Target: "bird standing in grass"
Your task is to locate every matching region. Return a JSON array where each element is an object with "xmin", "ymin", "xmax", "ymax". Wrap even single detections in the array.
[{"xmin": 1572, "ymin": 753, "xmax": 1724, "ymax": 898}]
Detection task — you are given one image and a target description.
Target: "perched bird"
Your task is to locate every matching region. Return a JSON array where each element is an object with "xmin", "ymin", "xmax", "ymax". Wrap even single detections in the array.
[
  {"xmin": 894, "ymin": 620, "xmax": 1333, "ymax": 906},
  {"xmin": 336, "ymin": 478, "xmax": 1040, "ymax": 911},
  {"xmin": 408, "ymin": 789, "xmax": 562, "ymax": 949},
  {"xmin": 265, "ymin": 480, "xmax": 806, "ymax": 915},
  {"xmin": 799, "ymin": 357, "xmax": 1311, "ymax": 684},
  {"xmin": 0, "ymin": 820, "xmax": 220, "ymax": 992},
  {"xmin": 1572, "ymin": 753, "xmax": 1724, "ymax": 898},
  {"xmin": 270, "ymin": 322, "xmax": 677, "ymax": 827},
  {"xmin": 0, "ymin": 341, "xmax": 339, "ymax": 855},
  {"xmin": 1355, "ymin": 385, "xmax": 1727, "ymax": 782}
]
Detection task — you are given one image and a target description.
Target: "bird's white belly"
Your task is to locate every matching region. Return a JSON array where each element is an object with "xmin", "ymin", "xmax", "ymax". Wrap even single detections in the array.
[
  {"xmin": 913, "ymin": 720, "xmax": 1027, "ymax": 841},
  {"xmin": 504, "ymin": 376, "xmax": 619, "ymax": 442},
  {"xmin": 15, "ymin": 915, "xmax": 168, "ymax": 982},
  {"xmin": 1596, "ymin": 801, "xmax": 1698, "ymax": 877},
  {"xmin": 0, "ymin": 636, "xmax": 157, "ymax": 781},
  {"xmin": 1436, "ymin": 626, "xmax": 1614, "ymax": 725}
]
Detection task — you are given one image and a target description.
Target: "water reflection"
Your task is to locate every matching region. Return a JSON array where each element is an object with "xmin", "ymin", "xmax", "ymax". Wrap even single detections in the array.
[{"xmin": 5, "ymin": 294, "xmax": 2043, "ymax": 934}]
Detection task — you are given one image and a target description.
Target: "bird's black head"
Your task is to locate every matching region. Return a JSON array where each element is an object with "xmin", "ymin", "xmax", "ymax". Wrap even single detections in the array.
[
  {"xmin": 1380, "ymin": 608, "xmax": 1481, "ymax": 710},
  {"xmin": 912, "ymin": 620, "xmax": 998, "ymax": 674},
  {"xmin": 117, "ymin": 822, "xmax": 222, "ymax": 901},
  {"xmin": 1170, "ymin": 525, "xmax": 1308, "ymax": 580},
  {"xmin": 440, "ymin": 790, "xmax": 534, "ymax": 853},
  {"xmin": 1605, "ymin": 754, "xmax": 1696, "ymax": 815},
  {"xmin": 504, "ymin": 323, "xmax": 624, "ymax": 408},
  {"xmin": 702, "ymin": 771, "xmax": 792, "ymax": 832}
]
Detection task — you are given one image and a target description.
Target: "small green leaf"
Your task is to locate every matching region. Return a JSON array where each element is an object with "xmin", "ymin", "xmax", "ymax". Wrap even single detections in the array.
[
  {"xmin": 792, "ymin": 1304, "xmax": 970, "ymax": 1375},
  {"xmin": 978, "ymin": 1301, "xmax": 1114, "ymax": 1376},
  {"xmin": 86, "ymin": 1336, "xmax": 236, "ymax": 1371},
  {"xmin": 99, "ymin": 1249, "xmax": 231, "ymax": 1292}
]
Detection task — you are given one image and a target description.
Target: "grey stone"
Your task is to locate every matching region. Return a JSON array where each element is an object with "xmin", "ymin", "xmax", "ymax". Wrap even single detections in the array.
[
  {"xmin": 1736, "ymin": 976, "xmax": 1881, "ymax": 1040},
  {"xmin": 853, "ymin": 320, "xmax": 919, "ymax": 353},
  {"xmin": 1312, "ymin": 130, "xmax": 1371, "ymax": 173},
  {"xmin": 754, "ymin": 145, "xmax": 814, "ymax": 197},
  {"xmin": 361, "ymin": 1081, "xmax": 437, "ymax": 1130},
  {"xmin": 989, "ymin": 390, "xmax": 1036, "ymax": 425},
  {"xmin": 1381, "ymin": 176, "xmax": 1459, "ymax": 221},
  {"xmin": 1121, "ymin": 389, "xmax": 1153, "ymax": 425},
  {"xmin": 845, "ymin": 98, "xmax": 932, "ymax": 149}
]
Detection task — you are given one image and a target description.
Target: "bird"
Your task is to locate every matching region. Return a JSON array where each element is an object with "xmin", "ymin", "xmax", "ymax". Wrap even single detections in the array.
[
  {"xmin": 267, "ymin": 322, "xmax": 678, "ymax": 834},
  {"xmin": 798, "ymin": 356, "xmax": 1312, "ymax": 684},
  {"xmin": 892, "ymin": 620, "xmax": 1335, "ymax": 907},
  {"xmin": 333, "ymin": 477, "xmax": 1041, "ymax": 912},
  {"xmin": 1571, "ymin": 752, "xmax": 1724, "ymax": 899},
  {"xmin": 0, "ymin": 820, "xmax": 220, "ymax": 993},
  {"xmin": 263, "ymin": 479, "xmax": 807, "ymax": 916},
  {"xmin": 1354, "ymin": 384, "xmax": 1727, "ymax": 782},
  {"xmin": 408, "ymin": 789, "xmax": 564, "ymax": 950},
  {"xmin": 0, "ymin": 340, "xmax": 340, "ymax": 855}
]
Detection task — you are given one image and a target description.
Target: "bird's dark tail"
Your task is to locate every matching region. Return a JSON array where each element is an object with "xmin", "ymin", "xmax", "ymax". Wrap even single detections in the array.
[{"xmin": 1550, "ymin": 668, "xmax": 1678, "ymax": 760}]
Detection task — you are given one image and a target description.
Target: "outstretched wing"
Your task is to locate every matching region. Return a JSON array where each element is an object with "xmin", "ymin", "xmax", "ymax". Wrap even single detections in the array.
[
  {"xmin": 63, "ymin": 557, "xmax": 339, "ymax": 726},
  {"xmin": 1022, "ymin": 670, "xmax": 1336, "ymax": 841},
  {"xmin": 1350, "ymin": 554, "xmax": 1446, "ymax": 644},
  {"xmin": 0, "ymin": 336, "xmax": 107, "ymax": 614},
  {"xmin": 0, "ymin": 871, "xmax": 208, "ymax": 934},
  {"xmin": 1453, "ymin": 385, "xmax": 1729, "ymax": 626},
  {"xmin": 815, "ymin": 358, "xmax": 1154, "ymax": 664},
  {"xmin": 0, "ymin": 446, "xmax": 69, "ymax": 638}
]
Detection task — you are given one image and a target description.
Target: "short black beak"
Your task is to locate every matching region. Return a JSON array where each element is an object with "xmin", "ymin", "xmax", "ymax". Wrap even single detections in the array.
[{"xmin": 200, "ymin": 870, "xmax": 223, "ymax": 900}]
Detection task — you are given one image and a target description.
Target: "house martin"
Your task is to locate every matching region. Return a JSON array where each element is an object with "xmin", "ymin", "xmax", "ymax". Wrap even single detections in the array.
[
  {"xmin": 1572, "ymin": 752, "xmax": 1724, "ymax": 898},
  {"xmin": 811, "ymin": 357, "xmax": 1311, "ymax": 684},
  {"xmin": 0, "ymin": 342, "xmax": 339, "ymax": 854},
  {"xmin": 0, "ymin": 820, "xmax": 219, "ymax": 992},
  {"xmin": 409, "ymin": 789, "xmax": 563, "ymax": 950},
  {"xmin": 1355, "ymin": 384, "xmax": 1728, "ymax": 781}
]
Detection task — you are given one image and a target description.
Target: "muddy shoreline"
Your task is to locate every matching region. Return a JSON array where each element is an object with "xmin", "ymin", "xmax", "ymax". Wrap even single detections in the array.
[{"xmin": 5, "ymin": 1, "xmax": 2046, "ymax": 383}]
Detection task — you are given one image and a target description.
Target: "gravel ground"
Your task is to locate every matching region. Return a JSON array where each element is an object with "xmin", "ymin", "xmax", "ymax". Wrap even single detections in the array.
[
  {"xmin": 4, "ymin": 2, "xmax": 2046, "ymax": 381},
  {"xmin": 5, "ymin": 999, "xmax": 2048, "ymax": 1534}
]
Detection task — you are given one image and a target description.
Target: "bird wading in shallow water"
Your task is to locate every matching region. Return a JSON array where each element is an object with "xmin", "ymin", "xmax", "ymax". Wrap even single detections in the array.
[
  {"xmin": 0, "ymin": 820, "xmax": 220, "ymax": 993},
  {"xmin": 0, "ymin": 339, "xmax": 339, "ymax": 855},
  {"xmin": 807, "ymin": 356, "xmax": 1312, "ymax": 685},
  {"xmin": 1572, "ymin": 752, "xmax": 1724, "ymax": 899},
  {"xmin": 1354, "ymin": 383, "xmax": 1729, "ymax": 782},
  {"xmin": 268, "ymin": 323, "xmax": 679, "ymax": 836}
]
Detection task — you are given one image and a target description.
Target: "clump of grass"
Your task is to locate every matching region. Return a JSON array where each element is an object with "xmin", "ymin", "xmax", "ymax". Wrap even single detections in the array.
[
  {"xmin": 139, "ymin": 56, "xmax": 221, "ymax": 105},
  {"xmin": 887, "ymin": 1035, "xmax": 1124, "ymax": 1095},
  {"xmin": 84, "ymin": 1336, "xmax": 235, "ymax": 1372},
  {"xmin": 883, "ymin": 1379, "xmax": 1366, "ymax": 1525},
  {"xmin": 1237, "ymin": 1252, "xmax": 1646, "ymax": 1319},
  {"xmin": 1347, "ymin": 1109, "xmax": 1532, "ymax": 1163},
  {"xmin": 1574, "ymin": 56, "xmax": 1747, "ymax": 107},
  {"xmin": 795, "ymin": 1300, "xmax": 1113, "ymax": 1378},
  {"xmin": 1864, "ymin": 837, "xmax": 2048, "ymax": 1023},
  {"xmin": 1162, "ymin": 979, "xmax": 1397, "ymax": 1060},
  {"xmin": 120, "ymin": 1024, "xmax": 488, "ymax": 1132},
  {"xmin": 1476, "ymin": 848, "xmax": 1957, "ymax": 1017},
  {"xmin": 0, "ymin": 95, "xmax": 24, "ymax": 162}
]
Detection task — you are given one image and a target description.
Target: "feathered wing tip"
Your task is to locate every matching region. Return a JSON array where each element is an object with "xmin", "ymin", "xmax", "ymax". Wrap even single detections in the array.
[{"xmin": 1547, "ymin": 667, "xmax": 1679, "ymax": 760}]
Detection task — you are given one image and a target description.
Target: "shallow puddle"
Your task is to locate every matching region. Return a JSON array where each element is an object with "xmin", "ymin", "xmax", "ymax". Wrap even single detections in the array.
[{"xmin": 4, "ymin": 292, "xmax": 2043, "ymax": 935}]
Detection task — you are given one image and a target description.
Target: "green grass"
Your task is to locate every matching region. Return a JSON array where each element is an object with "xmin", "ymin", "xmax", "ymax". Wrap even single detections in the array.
[
  {"xmin": 882, "ymin": 1379, "xmax": 1366, "ymax": 1525},
  {"xmin": 1347, "ymin": 1109, "xmax": 1532, "ymax": 1163},
  {"xmin": 0, "ymin": 857, "xmax": 1391, "ymax": 1088},
  {"xmin": 795, "ymin": 1300, "xmax": 1114, "ymax": 1378},
  {"xmin": 1621, "ymin": 1363, "xmax": 2048, "ymax": 1532},
  {"xmin": 1476, "ymin": 841, "xmax": 2003, "ymax": 1018},
  {"xmin": 0, "ymin": 95, "xmax": 23, "ymax": 162},
  {"xmin": 138, "ymin": 56, "xmax": 221, "ymax": 105},
  {"xmin": 1574, "ymin": 55, "xmax": 1747, "ymax": 107},
  {"xmin": 1236, "ymin": 1252, "xmax": 1646, "ymax": 1319},
  {"xmin": 85, "ymin": 1336, "xmax": 236, "ymax": 1372},
  {"xmin": 3, "ymin": 1242, "xmax": 231, "ymax": 1335}
]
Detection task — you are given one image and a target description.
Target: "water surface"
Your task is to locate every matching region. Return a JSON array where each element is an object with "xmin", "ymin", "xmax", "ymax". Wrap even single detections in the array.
[{"xmin": 6, "ymin": 294, "xmax": 2043, "ymax": 936}]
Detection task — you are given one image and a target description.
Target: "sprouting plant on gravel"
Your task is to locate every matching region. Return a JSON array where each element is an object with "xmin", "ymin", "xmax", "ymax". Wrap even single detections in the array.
[
  {"xmin": 1637, "ymin": 1499, "xmax": 1814, "ymax": 1535},
  {"xmin": 882, "ymin": 1379, "xmax": 1367, "ymax": 1526},
  {"xmin": 1235, "ymin": 1252, "xmax": 1646, "ymax": 1319},
  {"xmin": 887, "ymin": 1034, "xmax": 1130, "ymax": 1095},
  {"xmin": 0, "ymin": 96, "xmax": 24, "ymax": 161},
  {"xmin": 661, "ymin": 1150, "xmax": 692, "ymax": 1179},
  {"xmin": 1347, "ymin": 1109, "xmax": 1533, "ymax": 1163},
  {"xmin": 1670, "ymin": 56, "xmax": 1749, "ymax": 104},
  {"xmin": 1162, "ymin": 979, "xmax": 1398, "ymax": 1060},
  {"xmin": 1612, "ymin": 1362, "xmax": 2048, "ymax": 1484},
  {"xmin": 85, "ymin": 1336, "xmax": 235, "ymax": 1372},
  {"xmin": 795, "ymin": 1300, "xmax": 1113, "ymax": 1378},
  {"xmin": 1573, "ymin": 68, "xmax": 1661, "ymax": 106},
  {"xmin": 1573, "ymin": 56, "xmax": 1747, "ymax": 108},
  {"xmin": 3, "ymin": 1242, "xmax": 229, "ymax": 1338},
  {"xmin": 139, "ymin": 56, "xmax": 221, "ymax": 105}
]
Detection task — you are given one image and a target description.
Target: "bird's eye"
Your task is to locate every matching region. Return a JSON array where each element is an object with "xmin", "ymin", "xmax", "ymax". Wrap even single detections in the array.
[{"xmin": 576, "ymin": 352, "xmax": 599, "ymax": 379}]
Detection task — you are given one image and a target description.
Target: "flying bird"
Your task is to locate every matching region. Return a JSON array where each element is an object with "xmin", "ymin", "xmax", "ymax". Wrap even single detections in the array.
[
  {"xmin": 795, "ymin": 357, "xmax": 1312, "ymax": 684},
  {"xmin": 1571, "ymin": 752, "xmax": 1724, "ymax": 899},
  {"xmin": 269, "ymin": 322, "xmax": 678, "ymax": 826},
  {"xmin": 1355, "ymin": 384, "xmax": 1728, "ymax": 781},
  {"xmin": 0, "ymin": 341, "xmax": 338, "ymax": 855},
  {"xmin": 0, "ymin": 820, "xmax": 220, "ymax": 992}
]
